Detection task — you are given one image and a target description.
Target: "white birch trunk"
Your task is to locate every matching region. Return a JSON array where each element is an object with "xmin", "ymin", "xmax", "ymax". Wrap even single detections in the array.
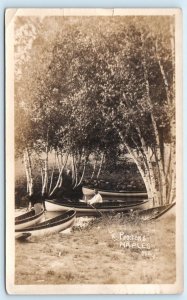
[
  {"xmin": 71, "ymin": 155, "xmax": 75, "ymax": 185},
  {"xmin": 118, "ymin": 131, "xmax": 153, "ymax": 200},
  {"xmin": 96, "ymin": 153, "xmax": 105, "ymax": 179},
  {"xmin": 58, "ymin": 176, "xmax": 63, "ymax": 188},
  {"xmin": 42, "ymin": 147, "xmax": 48, "ymax": 196},
  {"xmin": 49, "ymin": 153, "xmax": 69, "ymax": 196},
  {"xmin": 131, "ymin": 147, "xmax": 154, "ymax": 201},
  {"xmin": 73, "ymin": 157, "xmax": 78, "ymax": 188},
  {"xmin": 48, "ymin": 165, "xmax": 54, "ymax": 195},
  {"xmin": 41, "ymin": 168, "xmax": 44, "ymax": 190},
  {"xmin": 145, "ymin": 148, "xmax": 161, "ymax": 206},
  {"xmin": 141, "ymin": 38, "xmax": 167, "ymax": 206},
  {"xmin": 25, "ymin": 148, "xmax": 33, "ymax": 196},
  {"xmin": 167, "ymin": 142, "xmax": 176, "ymax": 203},
  {"xmin": 23, "ymin": 151, "xmax": 31, "ymax": 195},
  {"xmin": 77, "ymin": 159, "xmax": 87, "ymax": 187},
  {"xmin": 91, "ymin": 157, "xmax": 97, "ymax": 180},
  {"xmin": 155, "ymin": 34, "xmax": 176, "ymax": 204}
]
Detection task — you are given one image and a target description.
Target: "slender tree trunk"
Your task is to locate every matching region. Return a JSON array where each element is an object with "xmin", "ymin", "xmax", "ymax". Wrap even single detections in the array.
[
  {"xmin": 25, "ymin": 148, "xmax": 33, "ymax": 196},
  {"xmin": 49, "ymin": 153, "xmax": 69, "ymax": 196},
  {"xmin": 91, "ymin": 157, "xmax": 97, "ymax": 180},
  {"xmin": 118, "ymin": 130, "xmax": 153, "ymax": 199},
  {"xmin": 132, "ymin": 130, "xmax": 154, "ymax": 200},
  {"xmin": 73, "ymin": 156, "xmax": 78, "ymax": 188},
  {"xmin": 96, "ymin": 153, "xmax": 105, "ymax": 179},
  {"xmin": 26, "ymin": 181, "xmax": 29, "ymax": 194},
  {"xmin": 141, "ymin": 37, "xmax": 167, "ymax": 206},
  {"xmin": 146, "ymin": 148, "xmax": 162, "ymax": 206},
  {"xmin": 118, "ymin": 130, "xmax": 159, "ymax": 205},
  {"xmin": 132, "ymin": 147, "xmax": 158, "ymax": 204},
  {"xmin": 56, "ymin": 149, "xmax": 61, "ymax": 172},
  {"xmin": 77, "ymin": 159, "xmax": 87, "ymax": 187},
  {"xmin": 155, "ymin": 39, "xmax": 170, "ymax": 106},
  {"xmin": 73, "ymin": 152, "xmax": 83, "ymax": 188},
  {"xmin": 71, "ymin": 155, "xmax": 75, "ymax": 185},
  {"xmin": 58, "ymin": 176, "xmax": 62, "ymax": 188},
  {"xmin": 42, "ymin": 146, "xmax": 48, "ymax": 196},
  {"xmin": 167, "ymin": 142, "xmax": 176, "ymax": 203},
  {"xmin": 155, "ymin": 33, "xmax": 176, "ymax": 204},
  {"xmin": 23, "ymin": 151, "xmax": 32, "ymax": 196},
  {"xmin": 41, "ymin": 168, "xmax": 44, "ymax": 190},
  {"xmin": 48, "ymin": 165, "xmax": 54, "ymax": 195},
  {"xmin": 138, "ymin": 151, "xmax": 153, "ymax": 201}
]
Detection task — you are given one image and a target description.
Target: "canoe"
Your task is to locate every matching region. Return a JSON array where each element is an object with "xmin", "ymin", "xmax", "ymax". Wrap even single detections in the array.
[
  {"xmin": 138, "ymin": 202, "xmax": 176, "ymax": 221},
  {"xmin": 16, "ymin": 232, "xmax": 32, "ymax": 241},
  {"xmin": 45, "ymin": 199, "xmax": 149, "ymax": 217},
  {"xmin": 15, "ymin": 210, "xmax": 76, "ymax": 238},
  {"xmin": 82, "ymin": 186, "xmax": 147, "ymax": 200},
  {"xmin": 15, "ymin": 208, "xmax": 45, "ymax": 230}
]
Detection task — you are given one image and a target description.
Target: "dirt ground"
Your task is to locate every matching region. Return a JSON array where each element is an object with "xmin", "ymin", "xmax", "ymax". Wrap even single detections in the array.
[{"xmin": 15, "ymin": 210, "xmax": 176, "ymax": 285}]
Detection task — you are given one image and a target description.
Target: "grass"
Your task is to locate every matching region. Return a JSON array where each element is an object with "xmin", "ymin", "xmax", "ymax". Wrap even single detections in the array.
[{"xmin": 15, "ymin": 210, "xmax": 176, "ymax": 285}]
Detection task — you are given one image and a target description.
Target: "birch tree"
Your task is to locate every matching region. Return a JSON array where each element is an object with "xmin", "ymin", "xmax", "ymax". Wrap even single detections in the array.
[
  {"xmin": 51, "ymin": 16, "xmax": 175, "ymax": 206},
  {"xmin": 15, "ymin": 16, "xmax": 175, "ymax": 206}
]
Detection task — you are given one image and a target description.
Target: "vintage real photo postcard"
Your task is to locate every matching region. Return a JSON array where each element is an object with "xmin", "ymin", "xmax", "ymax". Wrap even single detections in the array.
[{"xmin": 6, "ymin": 8, "xmax": 183, "ymax": 294}]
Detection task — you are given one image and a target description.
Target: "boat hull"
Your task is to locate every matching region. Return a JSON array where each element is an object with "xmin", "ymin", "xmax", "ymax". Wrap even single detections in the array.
[
  {"xmin": 82, "ymin": 186, "xmax": 147, "ymax": 200},
  {"xmin": 139, "ymin": 202, "xmax": 176, "ymax": 221},
  {"xmin": 45, "ymin": 200, "xmax": 149, "ymax": 216},
  {"xmin": 15, "ymin": 210, "xmax": 76, "ymax": 238},
  {"xmin": 15, "ymin": 209, "xmax": 45, "ymax": 230}
]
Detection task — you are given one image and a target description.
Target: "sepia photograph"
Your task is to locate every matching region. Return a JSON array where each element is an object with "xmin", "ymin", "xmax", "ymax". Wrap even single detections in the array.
[{"xmin": 5, "ymin": 8, "xmax": 183, "ymax": 294}]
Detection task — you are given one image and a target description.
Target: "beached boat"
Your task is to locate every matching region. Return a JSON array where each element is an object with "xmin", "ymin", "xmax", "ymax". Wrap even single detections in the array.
[
  {"xmin": 45, "ymin": 199, "xmax": 149, "ymax": 216},
  {"xmin": 82, "ymin": 186, "xmax": 147, "ymax": 200},
  {"xmin": 138, "ymin": 202, "xmax": 176, "ymax": 221},
  {"xmin": 15, "ymin": 210, "xmax": 76, "ymax": 239},
  {"xmin": 15, "ymin": 208, "xmax": 45, "ymax": 230}
]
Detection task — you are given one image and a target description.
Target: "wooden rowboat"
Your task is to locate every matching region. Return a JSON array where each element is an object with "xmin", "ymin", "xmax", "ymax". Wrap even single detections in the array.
[
  {"xmin": 15, "ymin": 208, "xmax": 45, "ymax": 230},
  {"xmin": 45, "ymin": 199, "xmax": 149, "ymax": 217},
  {"xmin": 138, "ymin": 202, "xmax": 176, "ymax": 221},
  {"xmin": 15, "ymin": 210, "xmax": 76, "ymax": 239},
  {"xmin": 82, "ymin": 186, "xmax": 147, "ymax": 200}
]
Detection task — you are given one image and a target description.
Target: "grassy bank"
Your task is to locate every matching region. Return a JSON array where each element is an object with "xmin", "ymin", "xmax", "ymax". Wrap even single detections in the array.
[{"xmin": 15, "ymin": 211, "xmax": 176, "ymax": 285}]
